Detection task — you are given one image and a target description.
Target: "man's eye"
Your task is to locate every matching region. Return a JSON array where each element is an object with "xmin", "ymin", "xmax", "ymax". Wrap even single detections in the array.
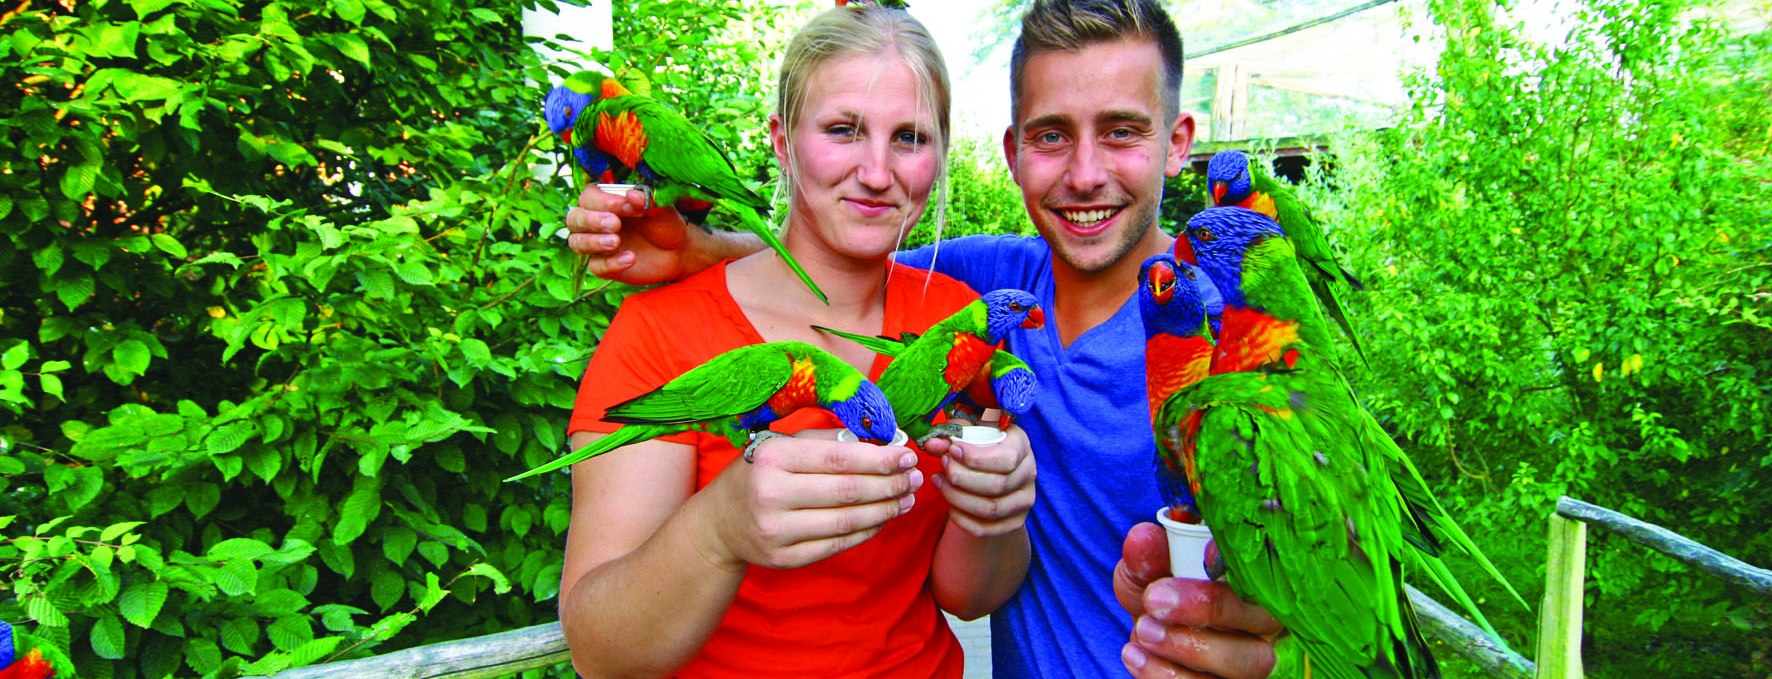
[{"xmin": 1039, "ymin": 132, "xmax": 1063, "ymax": 144}]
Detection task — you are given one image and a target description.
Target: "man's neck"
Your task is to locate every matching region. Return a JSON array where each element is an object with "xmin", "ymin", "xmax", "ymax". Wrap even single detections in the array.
[{"xmin": 1049, "ymin": 228, "xmax": 1176, "ymax": 347}]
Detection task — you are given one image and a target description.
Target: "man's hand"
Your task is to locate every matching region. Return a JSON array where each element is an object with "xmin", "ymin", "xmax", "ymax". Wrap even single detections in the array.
[
  {"xmin": 564, "ymin": 185, "xmax": 763, "ymax": 286},
  {"xmin": 1114, "ymin": 522, "xmax": 1281, "ymax": 678}
]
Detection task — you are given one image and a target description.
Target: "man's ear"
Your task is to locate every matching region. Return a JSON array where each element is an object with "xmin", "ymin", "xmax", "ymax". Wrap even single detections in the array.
[
  {"xmin": 1002, "ymin": 125, "xmax": 1021, "ymax": 184},
  {"xmin": 1165, "ymin": 112, "xmax": 1197, "ymax": 178}
]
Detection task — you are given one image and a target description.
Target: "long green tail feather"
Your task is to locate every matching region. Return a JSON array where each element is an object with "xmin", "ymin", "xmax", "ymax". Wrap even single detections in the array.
[
  {"xmin": 812, "ymin": 325, "xmax": 907, "ymax": 357},
  {"xmin": 504, "ymin": 423, "xmax": 676, "ymax": 482},
  {"xmin": 718, "ymin": 197, "xmax": 828, "ymax": 305}
]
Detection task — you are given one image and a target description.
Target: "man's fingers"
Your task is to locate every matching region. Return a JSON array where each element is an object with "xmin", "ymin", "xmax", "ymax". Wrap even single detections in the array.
[
  {"xmin": 1131, "ymin": 616, "xmax": 1277, "ymax": 679},
  {"xmin": 1144, "ymin": 578, "xmax": 1285, "ymax": 635},
  {"xmin": 1123, "ymin": 522, "xmax": 1173, "ymax": 584},
  {"xmin": 1121, "ymin": 642, "xmax": 1214, "ymax": 679},
  {"xmin": 583, "ymin": 251, "xmax": 635, "ymax": 278}
]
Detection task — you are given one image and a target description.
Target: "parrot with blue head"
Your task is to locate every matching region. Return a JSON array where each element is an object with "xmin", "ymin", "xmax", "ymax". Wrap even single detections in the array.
[
  {"xmin": 1206, "ymin": 149, "xmax": 1365, "ymax": 363},
  {"xmin": 1137, "ymin": 252, "xmax": 1213, "ymax": 523},
  {"xmin": 504, "ymin": 341, "xmax": 898, "ymax": 481},
  {"xmin": 815, "ymin": 289, "xmax": 1044, "ymax": 445},
  {"xmin": 1159, "ymin": 206, "xmax": 1526, "ymax": 678}
]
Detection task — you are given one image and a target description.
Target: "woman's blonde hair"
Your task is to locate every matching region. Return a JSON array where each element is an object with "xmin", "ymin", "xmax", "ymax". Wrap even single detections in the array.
[{"xmin": 774, "ymin": 3, "xmax": 952, "ymax": 245}]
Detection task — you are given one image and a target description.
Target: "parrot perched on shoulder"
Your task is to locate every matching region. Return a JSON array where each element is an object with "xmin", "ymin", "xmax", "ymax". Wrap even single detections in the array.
[
  {"xmin": 1158, "ymin": 206, "xmax": 1524, "ymax": 679},
  {"xmin": 814, "ymin": 289, "xmax": 1044, "ymax": 445},
  {"xmin": 504, "ymin": 341, "xmax": 898, "ymax": 482},
  {"xmin": 1136, "ymin": 252, "xmax": 1214, "ymax": 523},
  {"xmin": 0, "ymin": 622, "xmax": 64, "ymax": 679},
  {"xmin": 1206, "ymin": 149, "xmax": 1365, "ymax": 362},
  {"xmin": 543, "ymin": 71, "xmax": 828, "ymax": 304}
]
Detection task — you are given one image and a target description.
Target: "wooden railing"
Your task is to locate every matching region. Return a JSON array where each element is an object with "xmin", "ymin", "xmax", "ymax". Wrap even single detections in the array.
[{"xmin": 263, "ymin": 496, "xmax": 1772, "ymax": 678}]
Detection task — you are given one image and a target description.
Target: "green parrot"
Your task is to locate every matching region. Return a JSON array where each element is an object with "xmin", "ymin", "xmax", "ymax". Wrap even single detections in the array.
[
  {"xmin": 1164, "ymin": 206, "xmax": 1524, "ymax": 678},
  {"xmin": 804, "ymin": 329, "xmax": 1037, "ymax": 430},
  {"xmin": 1207, "ymin": 149, "xmax": 1365, "ymax": 362},
  {"xmin": 545, "ymin": 71, "xmax": 828, "ymax": 304},
  {"xmin": 813, "ymin": 289, "xmax": 1044, "ymax": 444},
  {"xmin": 504, "ymin": 341, "xmax": 897, "ymax": 482}
]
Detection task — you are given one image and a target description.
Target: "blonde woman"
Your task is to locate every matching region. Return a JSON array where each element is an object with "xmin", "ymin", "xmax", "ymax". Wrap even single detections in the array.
[{"xmin": 557, "ymin": 5, "xmax": 1037, "ymax": 677}]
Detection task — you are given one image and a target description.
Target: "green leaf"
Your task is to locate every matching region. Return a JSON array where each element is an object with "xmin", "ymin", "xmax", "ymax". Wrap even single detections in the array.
[
  {"xmin": 101, "ymin": 521, "xmax": 146, "ymax": 542},
  {"xmin": 91, "ymin": 612, "xmax": 127, "ymax": 659},
  {"xmin": 60, "ymin": 162, "xmax": 99, "ymax": 200},
  {"xmin": 1, "ymin": 342, "xmax": 26, "ymax": 370},
  {"xmin": 331, "ymin": 0, "xmax": 365, "ymax": 24},
  {"xmin": 119, "ymin": 580, "xmax": 169, "ymax": 628},
  {"xmin": 332, "ymin": 475, "xmax": 383, "ymax": 545},
  {"xmin": 129, "ymin": 0, "xmax": 181, "ymax": 19},
  {"xmin": 220, "ymin": 616, "xmax": 259, "ymax": 655},
  {"xmin": 150, "ymin": 233, "xmax": 189, "ymax": 258},
  {"xmin": 208, "ymin": 537, "xmax": 274, "ymax": 561},
  {"xmin": 465, "ymin": 562, "xmax": 512, "ymax": 594},
  {"xmin": 26, "ymin": 594, "xmax": 69, "ymax": 627},
  {"xmin": 330, "ymin": 33, "xmax": 371, "ymax": 67},
  {"xmin": 370, "ymin": 569, "xmax": 404, "ymax": 611},
  {"xmin": 55, "ymin": 273, "xmax": 94, "ymax": 311},
  {"xmin": 269, "ymin": 616, "xmax": 313, "ymax": 651},
  {"xmin": 253, "ymin": 588, "xmax": 309, "ymax": 617},
  {"xmin": 185, "ymin": 481, "xmax": 221, "ymax": 518},
  {"xmin": 215, "ymin": 556, "xmax": 259, "ymax": 596},
  {"xmin": 113, "ymin": 339, "xmax": 152, "ymax": 376},
  {"xmin": 381, "ymin": 525, "xmax": 416, "ymax": 565},
  {"xmin": 33, "ymin": 246, "xmax": 64, "ymax": 276},
  {"xmin": 186, "ymin": 636, "xmax": 222, "ymax": 674},
  {"xmin": 206, "ymin": 421, "xmax": 255, "ymax": 455},
  {"xmin": 468, "ymin": 7, "xmax": 503, "ymax": 23},
  {"xmin": 40, "ymin": 373, "xmax": 64, "ymax": 400},
  {"xmin": 416, "ymin": 571, "xmax": 447, "ymax": 612}
]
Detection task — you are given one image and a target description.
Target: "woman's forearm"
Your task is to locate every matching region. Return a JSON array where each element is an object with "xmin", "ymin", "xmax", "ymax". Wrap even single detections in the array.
[
  {"xmin": 560, "ymin": 490, "xmax": 746, "ymax": 678},
  {"xmin": 929, "ymin": 523, "xmax": 1030, "ymax": 621}
]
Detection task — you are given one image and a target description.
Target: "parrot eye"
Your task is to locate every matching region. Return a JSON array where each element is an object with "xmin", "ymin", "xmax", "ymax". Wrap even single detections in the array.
[
  {"xmin": 861, "ymin": 417, "xmax": 874, "ymax": 430},
  {"xmin": 1182, "ymin": 267, "xmax": 1196, "ymax": 280},
  {"xmin": 1008, "ymin": 302, "xmax": 1022, "ymax": 312},
  {"xmin": 1197, "ymin": 227, "xmax": 1214, "ymax": 242}
]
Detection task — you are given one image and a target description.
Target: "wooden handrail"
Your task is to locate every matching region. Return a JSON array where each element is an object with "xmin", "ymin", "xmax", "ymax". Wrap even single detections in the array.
[
  {"xmin": 1556, "ymin": 496, "xmax": 1772, "ymax": 597},
  {"xmin": 266, "ymin": 623, "xmax": 568, "ymax": 678}
]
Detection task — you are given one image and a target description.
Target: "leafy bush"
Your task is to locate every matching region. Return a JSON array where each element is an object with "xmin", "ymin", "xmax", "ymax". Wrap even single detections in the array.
[
  {"xmin": 0, "ymin": 0, "xmax": 781, "ymax": 676},
  {"xmin": 1301, "ymin": 0, "xmax": 1771, "ymax": 674}
]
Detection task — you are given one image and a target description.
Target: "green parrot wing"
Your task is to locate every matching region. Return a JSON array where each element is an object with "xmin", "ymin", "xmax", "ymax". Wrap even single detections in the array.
[
  {"xmin": 988, "ymin": 349, "xmax": 1028, "ymax": 379},
  {"xmin": 602, "ymin": 342, "xmax": 799, "ymax": 424},
  {"xmin": 1169, "ymin": 370, "xmax": 1423, "ymax": 679},
  {"xmin": 1251, "ymin": 166, "xmax": 1367, "ymax": 362},
  {"xmin": 598, "ymin": 95, "xmax": 769, "ymax": 210}
]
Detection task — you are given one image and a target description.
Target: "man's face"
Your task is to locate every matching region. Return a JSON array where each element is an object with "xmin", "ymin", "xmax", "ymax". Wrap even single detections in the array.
[{"xmin": 1004, "ymin": 38, "xmax": 1193, "ymax": 275}]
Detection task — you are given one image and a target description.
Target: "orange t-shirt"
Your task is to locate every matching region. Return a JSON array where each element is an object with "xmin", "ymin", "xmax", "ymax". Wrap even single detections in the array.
[{"xmin": 568, "ymin": 261, "xmax": 977, "ymax": 678}]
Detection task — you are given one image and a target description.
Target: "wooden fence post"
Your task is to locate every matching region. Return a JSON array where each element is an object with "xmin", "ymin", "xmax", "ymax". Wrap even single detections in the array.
[{"xmin": 1536, "ymin": 513, "xmax": 1587, "ymax": 679}]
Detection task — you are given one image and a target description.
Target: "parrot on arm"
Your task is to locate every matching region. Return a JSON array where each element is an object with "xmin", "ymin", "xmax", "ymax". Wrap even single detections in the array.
[
  {"xmin": 1157, "ymin": 206, "xmax": 1525, "ymax": 678},
  {"xmin": 504, "ymin": 341, "xmax": 898, "ymax": 482},
  {"xmin": 544, "ymin": 71, "xmax": 829, "ymax": 304},
  {"xmin": 1206, "ymin": 149, "xmax": 1365, "ymax": 362},
  {"xmin": 814, "ymin": 289, "xmax": 1044, "ymax": 445},
  {"xmin": 0, "ymin": 621, "xmax": 65, "ymax": 679},
  {"xmin": 1137, "ymin": 252, "xmax": 1214, "ymax": 523}
]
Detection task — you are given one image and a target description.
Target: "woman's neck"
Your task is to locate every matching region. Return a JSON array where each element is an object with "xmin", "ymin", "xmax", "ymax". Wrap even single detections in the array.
[{"xmin": 725, "ymin": 243, "xmax": 893, "ymax": 372}]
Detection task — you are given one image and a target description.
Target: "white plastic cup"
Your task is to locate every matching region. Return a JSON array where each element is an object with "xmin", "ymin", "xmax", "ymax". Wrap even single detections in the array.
[
  {"xmin": 954, "ymin": 426, "xmax": 1007, "ymax": 447},
  {"xmin": 1154, "ymin": 507, "xmax": 1214, "ymax": 580},
  {"xmin": 837, "ymin": 428, "xmax": 910, "ymax": 446},
  {"xmin": 597, "ymin": 183, "xmax": 651, "ymax": 207}
]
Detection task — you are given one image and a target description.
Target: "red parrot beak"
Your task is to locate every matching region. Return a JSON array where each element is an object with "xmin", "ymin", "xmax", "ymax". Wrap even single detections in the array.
[
  {"xmin": 1211, "ymin": 183, "xmax": 1226, "ymax": 204},
  {"xmin": 1022, "ymin": 307, "xmax": 1046, "ymax": 329},
  {"xmin": 560, "ymin": 129, "xmax": 573, "ymax": 145},
  {"xmin": 1150, "ymin": 264, "xmax": 1176, "ymax": 304},
  {"xmin": 1173, "ymin": 236, "xmax": 1198, "ymax": 265},
  {"xmin": 998, "ymin": 414, "xmax": 1013, "ymax": 431}
]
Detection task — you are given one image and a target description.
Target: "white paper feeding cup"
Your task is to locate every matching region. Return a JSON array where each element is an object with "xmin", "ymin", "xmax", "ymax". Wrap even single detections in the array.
[
  {"xmin": 837, "ymin": 428, "xmax": 910, "ymax": 446},
  {"xmin": 1154, "ymin": 507, "xmax": 1214, "ymax": 580},
  {"xmin": 597, "ymin": 183, "xmax": 651, "ymax": 207},
  {"xmin": 953, "ymin": 426, "xmax": 1007, "ymax": 447}
]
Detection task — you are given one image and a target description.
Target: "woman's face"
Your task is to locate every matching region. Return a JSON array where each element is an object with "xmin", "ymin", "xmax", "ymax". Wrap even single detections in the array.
[{"xmin": 774, "ymin": 52, "xmax": 943, "ymax": 260}]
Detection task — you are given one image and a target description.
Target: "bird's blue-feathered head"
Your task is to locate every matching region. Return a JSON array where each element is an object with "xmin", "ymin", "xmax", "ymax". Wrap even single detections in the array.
[
  {"xmin": 828, "ymin": 379, "xmax": 900, "ymax": 444},
  {"xmin": 544, "ymin": 85, "xmax": 593, "ymax": 138},
  {"xmin": 1206, "ymin": 149, "xmax": 1255, "ymax": 206},
  {"xmin": 1137, "ymin": 253, "xmax": 1207, "ymax": 340},
  {"xmin": 990, "ymin": 366, "xmax": 1038, "ymax": 418},
  {"xmin": 980, "ymin": 289, "xmax": 1044, "ymax": 343},
  {"xmin": 1183, "ymin": 207, "xmax": 1285, "ymax": 309}
]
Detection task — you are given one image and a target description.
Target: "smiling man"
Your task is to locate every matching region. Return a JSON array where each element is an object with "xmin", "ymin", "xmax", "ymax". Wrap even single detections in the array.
[{"xmin": 561, "ymin": 1, "xmax": 1281, "ymax": 676}]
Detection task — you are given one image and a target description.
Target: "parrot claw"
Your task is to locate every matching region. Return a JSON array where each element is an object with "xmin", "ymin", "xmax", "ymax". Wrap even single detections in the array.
[
  {"xmin": 916, "ymin": 422, "xmax": 966, "ymax": 446},
  {"xmin": 742, "ymin": 431, "xmax": 786, "ymax": 463},
  {"xmin": 946, "ymin": 410, "xmax": 983, "ymax": 426},
  {"xmin": 1203, "ymin": 538, "xmax": 1227, "ymax": 581}
]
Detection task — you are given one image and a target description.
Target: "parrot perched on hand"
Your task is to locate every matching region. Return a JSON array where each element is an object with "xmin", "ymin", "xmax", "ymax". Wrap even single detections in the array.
[
  {"xmin": 814, "ymin": 289, "xmax": 1044, "ymax": 445},
  {"xmin": 1137, "ymin": 252, "xmax": 1214, "ymax": 522},
  {"xmin": 1158, "ymin": 206, "xmax": 1524, "ymax": 678},
  {"xmin": 1206, "ymin": 149, "xmax": 1365, "ymax": 362},
  {"xmin": 0, "ymin": 622, "xmax": 64, "ymax": 679},
  {"xmin": 504, "ymin": 341, "xmax": 898, "ymax": 482},
  {"xmin": 804, "ymin": 328, "xmax": 1037, "ymax": 431},
  {"xmin": 543, "ymin": 71, "xmax": 829, "ymax": 304}
]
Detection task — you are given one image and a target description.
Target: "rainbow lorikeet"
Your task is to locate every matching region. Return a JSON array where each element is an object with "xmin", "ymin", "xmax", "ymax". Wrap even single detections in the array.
[
  {"xmin": 0, "ymin": 621, "xmax": 65, "ymax": 679},
  {"xmin": 803, "ymin": 328, "xmax": 1037, "ymax": 431},
  {"xmin": 544, "ymin": 71, "xmax": 828, "ymax": 304},
  {"xmin": 1161, "ymin": 206, "xmax": 1524, "ymax": 678},
  {"xmin": 1137, "ymin": 252, "xmax": 1214, "ymax": 523},
  {"xmin": 504, "ymin": 341, "xmax": 897, "ymax": 482},
  {"xmin": 814, "ymin": 289, "xmax": 1044, "ymax": 445},
  {"xmin": 1206, "ymin": 149, "xmax": 1365, "ymax": 362}
]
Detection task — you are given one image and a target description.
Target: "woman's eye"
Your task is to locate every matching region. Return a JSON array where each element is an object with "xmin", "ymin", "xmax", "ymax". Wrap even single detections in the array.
[
  {"xmin": 827, "ymin": 124, "xmax": 857, "ymax": 139},
  {"xmin": 894, "ymin": 131, "xmax": 927, "ymax": 147}
]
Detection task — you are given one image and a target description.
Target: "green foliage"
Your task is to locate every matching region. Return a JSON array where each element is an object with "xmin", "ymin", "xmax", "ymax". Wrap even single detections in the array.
[
  {"xmin": 1299, "ymin": 0, "xmax": 1772, "ymax": 674},
  {"xmin": 0, "ymin": 0, "xmax": 705, "ymax": 674},
  {"xmin": 903, "ymin": 134, "xmax": 1035, "ymax": 249}
]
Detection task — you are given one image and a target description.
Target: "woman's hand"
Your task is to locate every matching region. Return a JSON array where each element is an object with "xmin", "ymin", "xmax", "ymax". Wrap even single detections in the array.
[
  {"xmin": 693, "ymin": 434, "xmax": 924, "ymax": 572},
  {"xmin": 921, "ymin": 426, "xmax": 1036, "ymax": 537}
]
